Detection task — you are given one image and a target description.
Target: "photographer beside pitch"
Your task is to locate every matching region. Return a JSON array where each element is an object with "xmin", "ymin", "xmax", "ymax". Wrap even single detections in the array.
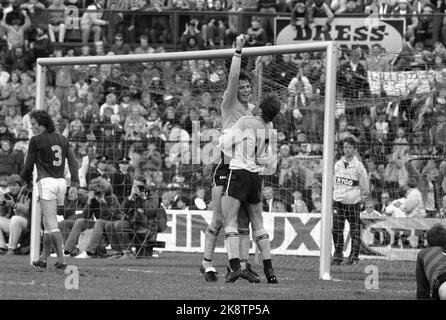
[
  {"xmin": 332, "ymin": 137, "xmax": 369, "ymax": 266},
  {"xmin": 0, "ymin": 175, "xmax": 32, "ymax": 255},
  {"xmin": 106, "ymin": 175, "xmax": 160, "ymax": 259}
]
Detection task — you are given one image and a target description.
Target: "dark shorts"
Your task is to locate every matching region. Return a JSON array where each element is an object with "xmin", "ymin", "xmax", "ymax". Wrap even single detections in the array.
[
  {"xmin": 432, "ymin": 272, "xmax": 446, "ymax": 300},
  {"xmin": 223, "ymin": 169, "xmax": 262, "ymax": 204},
  {"xmin": 211, "ymin": 161, "xmax": 230, "ymax": 187}
]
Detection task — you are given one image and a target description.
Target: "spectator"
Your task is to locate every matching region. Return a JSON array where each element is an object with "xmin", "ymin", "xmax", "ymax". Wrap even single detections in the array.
[
  {"xmin": 47, "ymin": 0, "xmax": 67, "ymax": 43},
  {"xmin": 224, "ymin": 0, "xmax": 243, "ymax": 45},
  {"xmin": 203, "ymin": 18, "xmax": 225, "ymax": 48},
  {"xmin": 31, "ymin": 24, "xmax": 51, "ymax": 58},
  {"xmin": 262, "ymin": 186, "xmax": 285, "ymax": 213},
  {"xmin": 391, "ymin": 0, "xmax": 418, "ymax": 35},
  {"xmin": 291, "ymin": 190, "xmax": 308, "ymax": 213},
  {"xmin": 246, "ymin": 16, "xmax": 267, "ymax": 47},
  {"xmin": 51, "ymin": 48, "xmax": 74, "ymax": 114},
  {"xmin": 110, "ymin": 33, "xmax": 131, "ymax": 55},
  {"xmin": 418, "ymin": 166, "xmax": 442, "ymax": 218},
  {"xmin": 175, "ymin": 195, "xmax": 190, "ymax": 210},
  {"xmin": 365, "ymin": 44, "xmax": 390, "ymax": 72},
  {"xmin": 13, "ymin": 129, "xmax": 28, "ymax": 156},
  {"xmin": 4, "ymin": 106, "xmax": 22, "ymax": 137},
  {"xmin": 106, "ymin": 175, "xmax": 160, "ymax": 259},
  {"xmin": 1, "ymin": 10, "xmax": 31, "ymax": 50},
  {"xmin": 414, "ymin": 4, "xmax": 436, "ymax": 45},
  {"xmin": 376, "ymin": 191, "xmax": 392, "ymax": 215},
  {"xmin": 80, "ymin": 0, "xmax": 108, "ymax": 44},
  {"xmin": 290, "ymin": 0, "xmax": 311, "ymax": 28},
  {"xmin": 343, "ymin": 0, "xmax": 364, "ymax": 13},
  {"xmin": 180, "ymin": 19, "xmax": 204, "ymax": 51},
  {"xmin": 111, "ymin": 156, "xmax": 133, "ymax": 204},
  {"xmin": 160, "ymin": 190, "xmax": 172, "ymax": 209},
  {"xmin": 4, "ymin": 46, "xmax": 32, "ymax": 73},
  {"xmin": 134, "ymin": 35, "xmax": 155, "ymax": 54},
  {"xmin": 308, "ymin": 0, "xmax": 334, "ymax": 32},
  {"xmin": 0, "ymin": 174, "xmax": 31, "ymax": 255},
  {"xmin": 360, "ymin": 200, "xmax": 383, "ymax": 218},
  {"xmin": 0, "ymin": 64, "xmax": 10, "ymax": 88},
  {"xmin": 128, "ymin": 0, "xmax": 153, "ymax": 43},
  {"xmin": 0, "ymin": 137, "xmax": 23, "ymax": 176},
  {"xmin": 1, "ymin": 70, "xmax": 21, "ymax": 114},
  {"xmin": 190, "ymin": 186, "xmax": 207, "ymax": 210},
  {"xmin": 149, "ymin": 1, "xmax": 171, "ymax": 44},
  {"xmin": 377, "ymin": 0, "xmax": 395, "ymax": 14},
  {"xmin": 103, "ymin": 64, "xmax": 126, "ymax": 97},
  {"xmin": 257, "ymin": 0, "xmax": 276, "ymax": 41},
  {"xmin": 385, "ymin": 176, "xmax": 426, "ymax": 218}
]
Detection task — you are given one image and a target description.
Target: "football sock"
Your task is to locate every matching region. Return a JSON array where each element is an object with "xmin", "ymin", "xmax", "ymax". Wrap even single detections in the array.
[
  {"xmin": 229, "ymin": 258, "xmax": 241, "ymax": 272},
  {"xmin": 224, "ymin": 226, "xmax": 240, "ymax": 268},
  {"xmin": 253, "ymin": 229, "xmax": 271, "ymax": 260},
  {"xmin": 50, "ymin": 229, "xmax": 65, "ymax": 264},
  {"xmin": 263, "ymin": 259, "xmax": 273, "ymax": 271},
  {"xmin": 238, "ymin": 228, "xmax": 250, "ymax": 270},
  {"xmin": 202, "ymin": 226, "xmax": 220, "ymax": 269},
  {"xmin": 40, "ymin": 231, "xmax": 52, "ymax": 262}
]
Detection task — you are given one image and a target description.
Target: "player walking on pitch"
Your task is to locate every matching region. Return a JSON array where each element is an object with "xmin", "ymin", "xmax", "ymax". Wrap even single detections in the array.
[
  {"xmin": 21, "ymin": 110, "xmax": 79, "ymax": 269},
  {"xmin": 200, "ymin": 34, "xmax": 260, "ymax": 283},
  {"xmin": 220, "ymin": 93, "xmax": 281, "ymax": 283},
  {"xmin": 331, "ymin": 137, "xmax": 369, "ymax": 266}
]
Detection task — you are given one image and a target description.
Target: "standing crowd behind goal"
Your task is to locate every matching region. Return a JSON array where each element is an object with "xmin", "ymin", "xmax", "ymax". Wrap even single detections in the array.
[{"xmin": 0, "ymin": 0, "xmax": 446, "ymax": 255}]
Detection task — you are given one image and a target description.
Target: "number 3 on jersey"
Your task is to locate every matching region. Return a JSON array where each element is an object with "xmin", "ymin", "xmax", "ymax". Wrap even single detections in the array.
[{"xmin": 52, "ymin": 145, "xmax": 62, "ymax": 167}]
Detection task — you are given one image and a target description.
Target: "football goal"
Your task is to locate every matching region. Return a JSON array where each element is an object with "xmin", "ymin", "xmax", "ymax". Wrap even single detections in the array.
[{"xmin": 31, "ymin": 42, "xmax": 338, "ymax": 280}]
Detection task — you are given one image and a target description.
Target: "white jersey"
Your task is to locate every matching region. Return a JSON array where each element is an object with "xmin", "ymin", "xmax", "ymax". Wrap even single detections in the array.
[
  {"xmin": 220, "ymin": 53, "xmax": 254, "ymax": 132},
  {"xmin": 333, "ymin": 155, "xmax": 369, "ymax": 204},
  {"xmin": 220, "ymin": 115, "xmax": 271, "ymax": 173}
]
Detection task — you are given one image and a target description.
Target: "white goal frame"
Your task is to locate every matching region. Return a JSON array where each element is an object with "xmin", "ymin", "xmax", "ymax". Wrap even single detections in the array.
[{"xmin": 32, "ymin": 42, "xmax": 337, "ymax": 280}]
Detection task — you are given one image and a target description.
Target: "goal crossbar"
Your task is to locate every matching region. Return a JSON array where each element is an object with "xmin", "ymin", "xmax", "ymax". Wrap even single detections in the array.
[{"xmin": 32, "ymin": 42, "xmax": 337, "ymax": 281}]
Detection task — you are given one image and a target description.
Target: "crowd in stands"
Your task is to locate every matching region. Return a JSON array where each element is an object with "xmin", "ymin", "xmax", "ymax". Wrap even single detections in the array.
[{"xmin": 0, "ymin": 0, "xmax": 446, "ymax": 257}]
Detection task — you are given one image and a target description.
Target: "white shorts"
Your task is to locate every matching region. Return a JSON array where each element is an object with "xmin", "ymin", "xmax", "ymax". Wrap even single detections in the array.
[{"xmin": 37, "ymin": 177, "xmax": 67, "ymax": 206}]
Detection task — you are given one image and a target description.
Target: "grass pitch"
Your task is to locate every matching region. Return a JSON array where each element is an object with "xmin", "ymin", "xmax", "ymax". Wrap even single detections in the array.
[{"xmin": 0, "ymin": 252, "xmax": 415, "ymax": 300}]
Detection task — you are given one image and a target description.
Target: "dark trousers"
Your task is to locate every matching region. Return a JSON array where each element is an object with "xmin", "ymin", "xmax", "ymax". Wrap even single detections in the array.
[{"xmin": 332, "ymin": 201, "xmax": 361, "ymax": 258}]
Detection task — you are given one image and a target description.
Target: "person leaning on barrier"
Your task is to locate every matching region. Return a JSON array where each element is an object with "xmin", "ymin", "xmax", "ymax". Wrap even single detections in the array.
[
  {"xmin": 106, "ymin": 175, "xmax": 161, "ymax": 259},
  {"xmin": 416, "ymin": 223, "xmax": 446, "ymax": 300}
]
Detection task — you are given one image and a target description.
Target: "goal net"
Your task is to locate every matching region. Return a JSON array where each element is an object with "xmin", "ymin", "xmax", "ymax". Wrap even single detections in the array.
[
  {"xmin": 30, "ymin": 43, "xmax": 337, "ymax": 279},
  {"xmin": 30, "ymin": 41, "xmax": 446, "ymax": 284}
]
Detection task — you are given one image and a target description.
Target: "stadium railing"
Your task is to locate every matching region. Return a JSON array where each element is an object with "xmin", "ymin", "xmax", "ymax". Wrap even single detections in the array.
[{"xmin": 18, "ymin": 10, "xmax": 446, "ymax": 50}]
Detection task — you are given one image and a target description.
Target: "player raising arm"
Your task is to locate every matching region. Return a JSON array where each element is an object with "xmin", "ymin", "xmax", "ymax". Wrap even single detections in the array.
[
  {"xmin": 200, "ymin": 33, "xmax": 260, "ymax": 283},
  {"xmin": 20, "ymin": 110, "xmax": 79, "ymax": 270},
  {"xmin": 220, "ymin": 93, "xmax": 281, "ymax": 283}
]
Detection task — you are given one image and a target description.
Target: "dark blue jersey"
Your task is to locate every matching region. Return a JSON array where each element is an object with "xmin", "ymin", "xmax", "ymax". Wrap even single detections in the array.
[
  {"xmin": 20, "ymin": 132, "xmax": 79, "ymax": 187},
  {"xmin": 416, "ymin": 246, "xmax": 446, "ymax": 299}
]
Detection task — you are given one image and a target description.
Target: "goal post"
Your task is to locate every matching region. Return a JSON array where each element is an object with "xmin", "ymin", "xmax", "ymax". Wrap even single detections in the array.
[{"xmin": 32, "ymin": 42, "xmax": 338, "ymax": 280}]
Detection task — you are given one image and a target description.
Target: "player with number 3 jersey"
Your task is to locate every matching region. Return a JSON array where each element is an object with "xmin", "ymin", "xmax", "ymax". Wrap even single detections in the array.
[{"xmin": 20, "ymin": 110, "xmax": 79, "ymax": 270}]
